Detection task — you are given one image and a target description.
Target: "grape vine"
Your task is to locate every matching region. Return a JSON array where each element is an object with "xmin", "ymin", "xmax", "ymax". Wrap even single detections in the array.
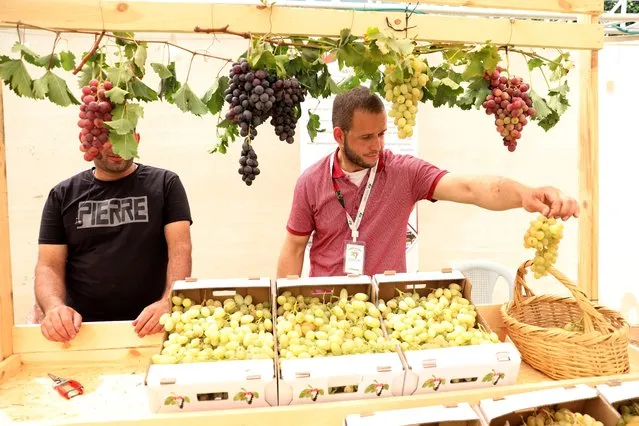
[{"xmin": 0, "ymin": 22, "xmax": 573, "ymax": 184}]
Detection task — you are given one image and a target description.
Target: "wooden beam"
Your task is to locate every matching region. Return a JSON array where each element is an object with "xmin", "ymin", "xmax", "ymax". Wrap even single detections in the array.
[
  {"xmin": 0, "ymin": 85, "xmax": 14, "ymax": 361},
  {"xmin": 0, "ymin": 0, "xmax": 604, "ymax": 50},
  {"xmin": 377, "ymin": 0, "xmax": 603, "ymax": 14},
  {"xmin": 578, "ymin": 14, "xmax": 599, "ymax": 301},
  {"xmin": 13, "ymin": 322, "xmax": 163, "ymax": 353}
]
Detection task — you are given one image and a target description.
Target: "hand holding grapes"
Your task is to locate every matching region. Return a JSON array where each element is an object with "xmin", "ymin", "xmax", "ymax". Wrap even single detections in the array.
[
  {"xmin": 133, "ymin": 299, "xmax": 171, "ymax": 338},
  {"xmin": 40, "ymin": 305, "xmax": 82, "ymax": 342},
  {"xmin": 521, "ymin": 186, "xmax": 580, "ymax": 221}
]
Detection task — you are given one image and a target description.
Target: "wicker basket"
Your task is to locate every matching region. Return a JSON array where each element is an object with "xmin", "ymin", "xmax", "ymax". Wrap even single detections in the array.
[{"xmin": 501, "ymin": 260, "xmax": 630, "ymax": 380}]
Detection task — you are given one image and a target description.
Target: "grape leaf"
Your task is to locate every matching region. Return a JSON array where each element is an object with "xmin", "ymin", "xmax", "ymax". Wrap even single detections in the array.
[
  {"xmin": 39, "ymin": 70, "xmax": 80, "ymax": 106},
  {"xmin": 184, "ymin": 396, "xmax": 190, "ymax": 403},
  {"xmin": 128, "ymin": 77, "xmax": 158, "ymax": 102},
  {"xmin": 159, "ymin": 62, "xmax": 180, "ymax": 103},
  {"xmin": 164, "ymin": 396, "xmax": 173, "ymax": 405},
  {"xmin": 151, "ymin": 63, "xmax": 172, "ymax": 79},
  {"xmin": 109, "ymin": 131, "xmax": 139, "ymax": 159},
  {"xmin": 456, "ymin": 76, "xmax": 491, "ymax": 110},
  {"xmin": 383, "ymin": 384, "xmax": 389, "ymax": 390},
  {"xmin": 134, "ymin": 45, "xmax": 147, "ymax": 70},
  {"xmin": 78, "ymin": 64, "xmax": 106, "ymax": 89},
  {"xmin": 33, "ymin": 75, "xmax": 48, "ymax": 99},
  {"xmin": 105, "ymin": 119, "xmax": 135, "ymax": 135},
  {"xmin": 299, "ymin": 389, "xmax": 309, "ymax": 398},
  {"xmin": 201, "ymin": 76, "xmax": 229, "ymax": 115},
  {"xmin": 529, "ymin": 90, "xmax": 553, "ymax": 121},
  {"xmin": 365, "ymin": 384, "xmax": 375, "ymax": 393},
  {"xmin": 461, "ymin": 44, "xmax": 500, "ymax": 80},
  {"xmin": 60, "ymin": 51, "xmax": 76, "ymax": 71},
  {"xmin": 210, "ymin": 119, "xmax": 239, "ymax": 154},
  {"xmin": 173, "ymin": 83, "xmax": 208, "ymax": 116},
  {"xmin": 110, "ymin": 104, "xmax": 144, "ymax": 128},
  {"xmin": 252, "ymin": 392, "xmax": 259, "ymax": 399},
  {"xmin": 113, "ymin": 32, "xmax": 136, "ymax": 46},
  {"xmin": 274, "ymin": 55, "xmax": 288, "ymax": 77},
  {"xmin": 233, "ymin": 392, "xmax": 243, "ymax": 401},
  {"xmin": 527, "ymin": 58, "xmax": 544, "ymax": 71},
  {"xmin": 107, "ymin": 66, "xmax": 134, "ymax": 87},
  {"xmin": 33, "ymin": 54, "xmax": 61, "ymax": 69},
  {"xmin": 529, "ymin": 90, "xmax": 559, "ymax": 131},
  {"xmin": 482, "ymin": 373, "xmax": 494, "ymax": 382},
  {"xmin": 11, "ymin": 42, "xmax": 40, "ymax": 65},
  {"xmin": 105, "ymin": 87, "xmax": 129, "ymax": 104},
  {"xmin": 318, "ymin": 389, "xmax": 325, "ymax": 395},
  {"xmin": 440, "ymin": 77, "xmax": 460, "ymax": 90},
  {"xmin": 0, "ymin": 59, "xmax": 33, "ymax": 97},
  {"xmin": 306, "ymin": 110, "xmax": 325, "ymax": 143}
]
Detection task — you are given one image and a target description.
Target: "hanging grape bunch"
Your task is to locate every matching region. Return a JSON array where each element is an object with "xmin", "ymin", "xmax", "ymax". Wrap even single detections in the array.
[
  {"xmin": 77, "ymin": 79, "xmax": 114, "ymax": 161},
  {"xmin": 223, "ymin": 57, "xmax": 309, "ymax": 186},
  {"xmin": 482, "ymin": 66, "xmax": 536, "ymax": 152},
  {"xmin": 384, "ymin": 55, "xmax": 429, "ymax": 139},
  {"xmin": 238, "ymin": 140, "xmax": 260, "ymax": 186},
  {"xmin": 224, "ymin": 58, "xmax": 277, "ymax": 139},
  {"xmin": 270, "ymin": 77, "xmax": 306, "ymax": 144}
]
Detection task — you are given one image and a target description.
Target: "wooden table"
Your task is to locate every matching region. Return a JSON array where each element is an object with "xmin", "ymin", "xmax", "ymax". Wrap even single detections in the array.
[{"xmin": 2, "ymin": 305, "xmax": 637, "ymax": 426}]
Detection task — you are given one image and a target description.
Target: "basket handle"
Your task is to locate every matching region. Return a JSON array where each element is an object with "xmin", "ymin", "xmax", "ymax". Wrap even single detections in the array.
[{"xmin": 513, "ymin": 260, "xmax": 612, "ymax": 334}]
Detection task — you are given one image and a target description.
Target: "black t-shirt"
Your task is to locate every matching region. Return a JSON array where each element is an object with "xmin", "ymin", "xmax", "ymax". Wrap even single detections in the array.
[{"xmin": 38, "ymin": 164, "xmax": 192, "ymax": 322}]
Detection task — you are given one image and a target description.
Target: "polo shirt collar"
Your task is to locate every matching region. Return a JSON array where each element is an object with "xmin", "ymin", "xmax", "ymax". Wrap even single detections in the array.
[{"xmin": 331, "ymin": 147, "xmax": 385, "ymax": 179}]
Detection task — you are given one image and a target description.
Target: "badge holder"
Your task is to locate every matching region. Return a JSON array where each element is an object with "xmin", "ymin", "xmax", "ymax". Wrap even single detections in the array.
[{"xmin": 344, "ymin": 231, "xmax": 365, "ymax": 275}]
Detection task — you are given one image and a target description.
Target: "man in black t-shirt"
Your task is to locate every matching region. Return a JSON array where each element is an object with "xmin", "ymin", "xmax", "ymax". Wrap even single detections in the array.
[{"xmin": 35, "ymin": 142, "xmax": 192, "ymax": 342}]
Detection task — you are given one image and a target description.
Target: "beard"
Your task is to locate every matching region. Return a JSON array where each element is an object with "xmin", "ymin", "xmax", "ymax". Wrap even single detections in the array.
[
  {"xmin": 93, "ymin": 155, "xmax": 134, "ymax": 173},
  {"xmin": 343, "ymin": 135, "xmax": 378, "ymax": 169}
]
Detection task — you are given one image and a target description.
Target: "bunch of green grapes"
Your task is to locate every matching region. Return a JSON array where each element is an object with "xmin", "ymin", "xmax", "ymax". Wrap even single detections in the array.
[
  {"xmin": 615, "ymin": 401, "xmax": 639, "ymax": 426},
  {"xmin": 523, "ymin": 408, "xmax": 603, "ymax": 426},
  {"xmin": 523, "ymin": 215, "xmax": 564, "ymax": 278},
  {"xmin": 384, "ymin": 55, "xmax": 429, "ymax": 139},
  {"xmin": 379, "ymin": 283, "xmax": 500, "ymax": 351},
  {"xmin": 151, "ymin": 293, "xmax": 274, "ymax": 364},
  {"xmin": 275, "ymin": 289, "xmax": 396, "ymax": 359}
]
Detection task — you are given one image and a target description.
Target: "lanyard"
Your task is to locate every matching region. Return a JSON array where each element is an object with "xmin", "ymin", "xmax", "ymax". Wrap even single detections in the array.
[{"xmin": 329, "ymin": 152, "xmax": 378, "ymax": 242}]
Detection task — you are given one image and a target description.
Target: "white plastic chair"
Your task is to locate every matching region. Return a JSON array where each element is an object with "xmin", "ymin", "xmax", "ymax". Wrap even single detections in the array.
[{"xmin": 448, "ymin": 260, "xmax": 515, "ymax": 305}]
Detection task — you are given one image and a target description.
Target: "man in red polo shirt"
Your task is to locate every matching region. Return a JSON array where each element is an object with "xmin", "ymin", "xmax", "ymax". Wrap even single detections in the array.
[{"xmin": 276, "ymin": 86, "xmax": 579, "ymax": 278}]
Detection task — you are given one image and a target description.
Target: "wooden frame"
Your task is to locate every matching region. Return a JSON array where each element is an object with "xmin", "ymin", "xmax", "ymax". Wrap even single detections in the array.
[{"xmin": 0, "ymin": 0, "xmax": 604, "ymax": 423}]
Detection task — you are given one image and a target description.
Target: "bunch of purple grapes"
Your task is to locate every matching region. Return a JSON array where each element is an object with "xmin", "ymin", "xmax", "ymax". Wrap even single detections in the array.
[{"xmin": 270, "ymin": 78, "xmax": 306, "ymax": 144}]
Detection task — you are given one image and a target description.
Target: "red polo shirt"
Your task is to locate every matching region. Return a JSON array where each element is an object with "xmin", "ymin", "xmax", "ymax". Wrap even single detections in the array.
[{"xmin": 286, "ymin": 148, "xmax": 448, "ymax": 276}]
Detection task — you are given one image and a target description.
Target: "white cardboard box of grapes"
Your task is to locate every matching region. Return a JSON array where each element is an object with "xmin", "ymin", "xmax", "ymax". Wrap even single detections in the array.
[
  {"xmin": 478, "ymin": 384, "xmax": 620, "ymax": 426},
  {"xmin": 596, "ymin": 380, "xmax": 639, "ymax": 424},
  {"xmin": 343, "ymin": 401, "xmax": 483, "ymax": 426},
  {"xmin": 373, "ymin": 270, "xmax": 521, "ymax": 396},
  {"xmin": 145, "ymin": 277, "xmax": 278, "ymax": 412},
  {"xmin": 274, "ymin": 275, "xmax": 406, "ymax": 405}
]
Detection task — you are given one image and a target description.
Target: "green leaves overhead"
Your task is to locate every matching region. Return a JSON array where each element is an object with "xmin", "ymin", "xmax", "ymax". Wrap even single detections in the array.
[{"xmin": 0, "ymin": 26, "xmax": 573, "ymax": 161}]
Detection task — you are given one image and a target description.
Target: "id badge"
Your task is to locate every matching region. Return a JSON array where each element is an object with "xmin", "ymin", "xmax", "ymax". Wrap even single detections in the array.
[{"xmin": 344, "ymin": 240, "xmax": 365, "ymax": 275}]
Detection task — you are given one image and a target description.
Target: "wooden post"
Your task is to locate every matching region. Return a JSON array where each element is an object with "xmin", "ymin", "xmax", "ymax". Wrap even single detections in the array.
[
  {"xmin": 0, "ymin": 84, "xmax": 14, "ymax": 360},
  {"xmin": 578, "ymin": 14, "xmax": 600, "ymax": 301}
]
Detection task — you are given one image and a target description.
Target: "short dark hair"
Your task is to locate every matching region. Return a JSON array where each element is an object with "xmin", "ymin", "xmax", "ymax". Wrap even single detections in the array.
[{"xmin": 332, "ymin": 86, "xmax": 385, "ymax": 131}]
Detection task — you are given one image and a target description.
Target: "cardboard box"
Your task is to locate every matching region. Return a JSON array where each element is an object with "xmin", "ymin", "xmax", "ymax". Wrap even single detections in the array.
[
  {"xmin": 479, "ymin": 384, "xmax": 620, "ymax": 426},
  {"xmin": 274, "ymin": 275, "xmax": 406, "ymax": 405},
  {"xmin": 373, "ymin": 270, "xmax": 521, "ymax": 395},
  {"xmin": 145, "ymin": 277, "xmax": 278, "ymax": 412},
  {"xmin": 597, "ymin": 380, "xmax": 639, "ymax": 423},
  {"xmin": 343, "ymin": 402, "xmax": 483, "ymax": 426}
]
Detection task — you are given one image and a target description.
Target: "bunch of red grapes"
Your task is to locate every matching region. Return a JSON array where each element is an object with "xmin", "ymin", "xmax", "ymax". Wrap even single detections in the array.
[
  {"xmin": 77, "ymin": 79, "xmax": 114, "ymax": 161},
  {"xmin": 482, "ymin": 66, "xmax": 536, "ymax": 152}
]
